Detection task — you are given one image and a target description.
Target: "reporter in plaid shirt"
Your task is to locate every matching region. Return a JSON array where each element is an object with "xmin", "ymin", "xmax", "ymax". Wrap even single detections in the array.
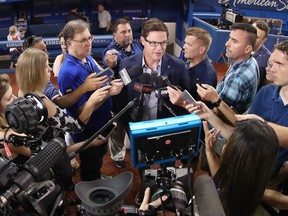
[{"xmin": 216, "ymin": 23, "xmax": 259, "ymax": 114}]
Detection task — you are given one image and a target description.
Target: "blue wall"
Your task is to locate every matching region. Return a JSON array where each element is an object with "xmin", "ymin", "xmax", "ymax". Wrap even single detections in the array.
[
  {"xmin": 192, "ymin": 17, "xmax": 288, "ymax": 63},
  {"xmin": 0, "ymin": 0, "xmax": 180, "ymax": 27}
]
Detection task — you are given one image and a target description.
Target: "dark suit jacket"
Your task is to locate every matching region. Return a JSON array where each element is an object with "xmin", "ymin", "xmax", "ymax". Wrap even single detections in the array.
[{"xmin": 117, "ymin": 52, "xmax": 190, "ymax": 124}]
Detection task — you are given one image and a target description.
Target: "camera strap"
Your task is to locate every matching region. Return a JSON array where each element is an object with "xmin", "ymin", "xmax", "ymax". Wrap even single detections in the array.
[{"xmin": 160, "ymin": 190, "xmax": 178, "ymax": 215}]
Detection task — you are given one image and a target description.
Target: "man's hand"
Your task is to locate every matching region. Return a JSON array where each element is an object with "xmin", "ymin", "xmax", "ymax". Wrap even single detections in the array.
[
  {"xmin": 109, "ymin": 79, "xmax": 123, "ymax": 96},
  {"xmin": 167, "ymin": 86, "xmax": 185, "ymax": 107},
  {"xmin": 235, "ymin": 114, "xmax": 265, "ymax": 122},
  {"xmin": 139, "ymin": 187, "xmax": 172, "ymax": 216},
  {"xmin": 185, "ymin": 101, "xmax": 213, "ymax": 121},
  {"xmin": 203, "ymin": 121, "xmax": 221, "ymax": 154},
  {"xmin": 197, "ymin": 84, "xmax": 219, "ymax": 103},
  {"xmin": 89, "ymin": 85, "xmax": 111, "ymax": 104},
  {"xmin": 81, "ymin": 73, "xmax": 109, "ymax": 92},
  {"xmin": 104, "ymin": 49, "xmax": 118, "ymax": 68}
]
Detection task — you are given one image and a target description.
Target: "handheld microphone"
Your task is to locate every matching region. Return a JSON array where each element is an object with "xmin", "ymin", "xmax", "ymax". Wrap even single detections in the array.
[
  {"xmin": 150, "ymin": 70, "xmax": 158, "ymax": 87},
  {"xmin": 119, "ymin": 65, "xmax": 143, "ymax": 86},
  {"xmin": 162, "ymin": 75, "xmax": 178, "ymax": 90},
  {"xmin": 133, "ymin": 73, "xmax": 152, "ymax": 121},
  {"xmin": 0, "ymin": 138, "xmax": 66, "ymax": 207},
  {"xmin": 155, "ymin": 76, "xmax": 177, "ymax": 116}
]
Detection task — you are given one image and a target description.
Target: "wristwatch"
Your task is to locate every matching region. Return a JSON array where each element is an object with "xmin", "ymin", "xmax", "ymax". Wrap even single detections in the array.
[{"xmin": 212, "ymin": 97, "xmax": 222, "ymax": 108}]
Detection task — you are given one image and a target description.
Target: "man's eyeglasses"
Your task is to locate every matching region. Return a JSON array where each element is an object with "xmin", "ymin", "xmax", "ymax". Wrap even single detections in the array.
[
  {"xmin": 71, "ymin": 35, "xmax": 94, "ymax": 46},
  {"xmin": 144, "ymin": 38, "xmax": 169, "ymax": 48}
]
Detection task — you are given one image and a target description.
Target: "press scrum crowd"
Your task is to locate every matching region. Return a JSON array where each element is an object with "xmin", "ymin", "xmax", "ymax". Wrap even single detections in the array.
[{"xmin": 3, "ymin": 14, "xmax": 288, "ymax": 216}]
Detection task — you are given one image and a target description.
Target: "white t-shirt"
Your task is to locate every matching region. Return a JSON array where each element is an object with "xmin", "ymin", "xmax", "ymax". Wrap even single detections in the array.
[
  {"xmin": 53, "ymin": 54, "xmax": 64, "ymax": 77},
  {"xmin": 98, "ymin": 10, "xmax": 111, "ymax": 28}
]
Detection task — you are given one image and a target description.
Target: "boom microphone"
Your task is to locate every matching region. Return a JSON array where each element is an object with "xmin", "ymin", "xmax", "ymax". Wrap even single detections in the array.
[
  {"xmin": 0, "ymin": 138, "xmax": 66, "ymax": 207},
  {"xmin": 193, "ymin": 174, "xmax": 225, "ymax": 216},
  {"xmin": 119, "ymin": 65, "xmax": 143, "ymax": 86}
]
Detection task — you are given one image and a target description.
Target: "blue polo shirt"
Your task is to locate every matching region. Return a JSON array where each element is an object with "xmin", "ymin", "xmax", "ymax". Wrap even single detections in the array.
[
  {"xmin": 102, "ymin": 40, "xmax": 143, "ymax": 75},
  {"xmin": 252, "ymin": 45, "xmax": 271, "ymax": 91},
  {"xmin": 186, "ymin": 56, "xmax": 217, "ymax": 101},
  {"xmin": 58, "ymin": 53, "xmax": 112, "ymax": 143},
  {"xmin": 249, "ymin": 84, "xmax": 288, "ymax": 174}
]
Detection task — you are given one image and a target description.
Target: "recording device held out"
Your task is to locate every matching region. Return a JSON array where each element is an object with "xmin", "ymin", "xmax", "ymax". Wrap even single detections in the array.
[{"xmin": 95, "ymin": 67, "xmax": 115, "ymax": 85}]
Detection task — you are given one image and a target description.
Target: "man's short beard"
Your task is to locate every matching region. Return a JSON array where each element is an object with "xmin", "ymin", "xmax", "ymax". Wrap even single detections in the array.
[{"xmin": 121, "ymin": 41, "xmax": 131, "ymax": 49}]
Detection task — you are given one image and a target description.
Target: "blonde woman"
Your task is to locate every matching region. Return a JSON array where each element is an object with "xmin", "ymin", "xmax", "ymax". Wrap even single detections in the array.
[
  {"xmin": 16, "ymin": 48, "xmax": 110, "ymax": 136},
  {"xmin": 7, "ymin": 25, "xmax": 23, "ymax": 69},
  {"xmin": 15, "ymin": 47, "xmax": 111, "ymax": 196}
]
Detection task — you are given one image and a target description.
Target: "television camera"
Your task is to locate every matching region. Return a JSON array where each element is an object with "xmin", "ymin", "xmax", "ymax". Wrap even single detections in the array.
[
  {"xmin": 218, "ymin": 0, "xmax": 243, "ymax": 29},
  {"xmin": 0, "ymin": 93, "xmax": 66, "ymax": 216}
]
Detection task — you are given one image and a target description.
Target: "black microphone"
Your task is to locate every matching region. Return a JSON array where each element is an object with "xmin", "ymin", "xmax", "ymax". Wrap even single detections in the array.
[
  {"xmin": 133, "ymin": 73, "xmax": 152, "ymax": 121},
  {"xmin": 162, "ymin": 75, "xmax": 178, "ymax": 90},
  {"xmin": 119, "ymin": 65, "xmax": 143, "ymax": 86},
  {"xmin": 193, "ymin": 174, "xmax": 225, "ymax": 216},
  {"xmin": 133, "ymin": 73, "xmax": 153, "ymax": 94},
  {"xmin": 0, "ymin": 138, "xmax": 66, "ymax": 207},
  {"xmin": 155, "ymin": 76, "xmax": 177, "ymax": 116},
  {"xmin": 150, "ymin": 70, "xmax": 158, "ymax": 88}
]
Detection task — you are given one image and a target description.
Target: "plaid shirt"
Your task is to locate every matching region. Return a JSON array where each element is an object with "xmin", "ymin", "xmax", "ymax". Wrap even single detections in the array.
[{"xmin": 216, "ymin": 56, "xmax": 259, "ymax": 114}]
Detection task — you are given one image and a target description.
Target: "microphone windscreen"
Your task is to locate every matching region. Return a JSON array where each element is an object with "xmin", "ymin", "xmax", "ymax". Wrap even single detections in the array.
[
  {"xmin": 140, "ymin": 73, "xmax": 151, "ymax": 85},
  {"xmin": 23, "ymin": 138, "xmax": 67, "ymax": 181},
  {"xmin": 155, "ymin": 76, "xmax": 167, "ymax": 88},
  {"xmin": 193, "ymin": 174, "xmax": 225, "ymax": 216},
  {"xmin": 127, "ymin": 65, "xmax": 143, "ymax": 79}
]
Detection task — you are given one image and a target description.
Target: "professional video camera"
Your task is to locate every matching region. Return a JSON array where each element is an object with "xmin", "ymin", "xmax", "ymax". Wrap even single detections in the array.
[
  {"xmin": 0, "ymin": 138, "xmax": 66, "ymax": 216},
  {"xmin": 4, "ymin": 93, "xmax": 48, "ymax": 152},
  {"xmin": 218, "ymin": 0, "xmax": 243, "ymax": 29},
  {"xmin": 141, "ymin": 165, "xmax": 191, "ymax": 215},
  {"xmin": 0, "ymin": 93, "xmax": 66, "ymax": 216}
]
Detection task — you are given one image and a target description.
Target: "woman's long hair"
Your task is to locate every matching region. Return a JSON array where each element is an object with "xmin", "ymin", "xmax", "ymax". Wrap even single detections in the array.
[
  {"xmin": 214, "ymin": 119, "xmax": 279, "ymax": 216},
  {"xmin": 16, "ymin": 48, "xmax": 48, "ymax": 95}
]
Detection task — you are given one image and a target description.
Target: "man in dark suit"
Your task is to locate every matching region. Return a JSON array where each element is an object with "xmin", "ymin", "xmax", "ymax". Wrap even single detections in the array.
[
  {"xmin": 119, "ymin": 18, "xmax": 190, "ymax": 123},
  {"xmin": 118, "ymin": 18, "xmax": 190, "ymax": 205}
]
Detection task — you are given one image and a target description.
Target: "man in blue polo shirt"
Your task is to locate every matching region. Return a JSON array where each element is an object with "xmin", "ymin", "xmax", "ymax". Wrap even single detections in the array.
[
  {"xmin": 249, "ymin": 40, "xmax": 288, "ymax": 175},
  {"xmin": 252, "ymin": 20, "xmax": 271, "ymax": 91},
  {"xmin": 58, "ymin": 20, "xmax": 123, "ymax": 181},
  {"xmin": 102, "ymin": 18, "xmax": 143, "ymax": 76}
]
